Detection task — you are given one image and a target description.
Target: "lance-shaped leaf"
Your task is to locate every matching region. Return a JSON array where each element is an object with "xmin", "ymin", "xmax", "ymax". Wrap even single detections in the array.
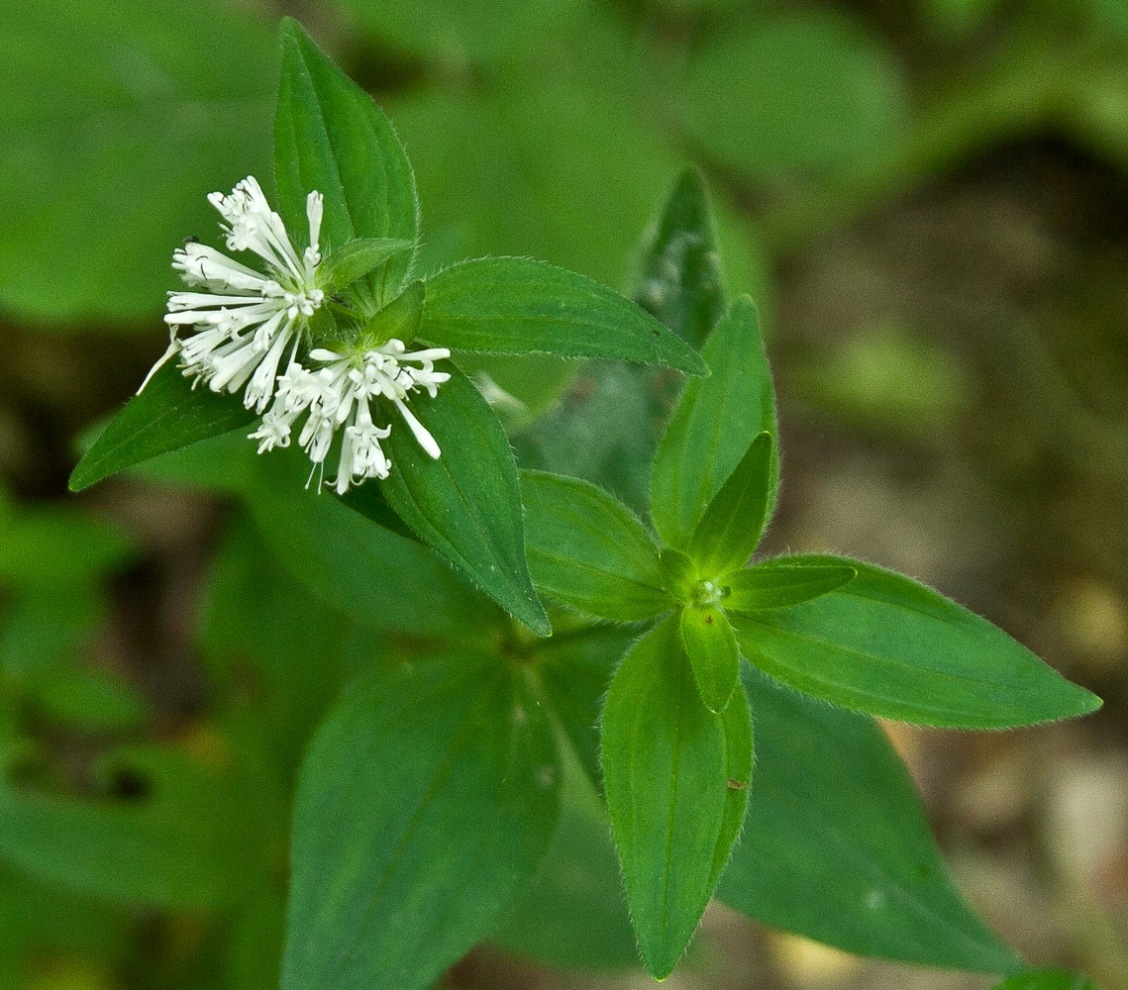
[
  {"xmin": 521, "ymin": 470, "xmax": 670, "ymax": 621},
  {"xmin": 601, "ymin": 618, "xmax": 752, "ymax": 978},
  {"xmin": 420, "ymin": 257, "xmax": 707, "ymax": 374},
  {"xmin": 380, "ymin": 364, "xmax": 550, "ymax": 635},
  {"xmin": 732, "ymin": 556, "xmax": 1102, "ymax": 728},
  {"xmin": 680, "ymin": 605, "xmax": 740, "ymax": 713},
  {"xmin": 276, "ymin": 19, "xmax": 418, "ymax": 303},
  {"xmin": 688, "ymin": 431, "xmax": 774, "ymax": 577},
  {"xmin": 650, "ymin": 296, "xmax": 777, "ymax": 549},
  {"xmin": 281, "ymin": 652, "xmax": 560, "ymax": 990},
  {"xmin": 719, "ymin": 667, "xmax": 1021, "ymax": 973},
  {"xmin": 69, "ymin": 363, "xmax": 257, "ymax": 492},
  {"xmin": 989, "ymin": 971, "xmax": 1100, "ymax": 990},
  {"xmin": 722, "ymin": 557, "xmax": 857, "ymax": 613},
  {"xmin": 318, "ymin": 237, "xmax": 414, "ymax": 293}
]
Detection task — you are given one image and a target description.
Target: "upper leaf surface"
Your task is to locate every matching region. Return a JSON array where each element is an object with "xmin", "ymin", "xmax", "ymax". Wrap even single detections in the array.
[
  {"xmin": 680, "ymin": 605, "xmax": 740, "ymax": 714},
  {"xmin": 722, "ymin": 557, "xmax": 857, "ymax": 613},
  {"xmin": 650, "ymin": 296, "xmax": 777, "ymax": 550},
  {"xmin": 420, "ymin": 258, "xmax": 707, "ymax": 374},
  {"xmin": 990, "ymin": 970, "xmax": 1101, "ymax": 990},
  {"xmin": 732, "ymin": 556, "xmax": 1102, "ymax": 728}
]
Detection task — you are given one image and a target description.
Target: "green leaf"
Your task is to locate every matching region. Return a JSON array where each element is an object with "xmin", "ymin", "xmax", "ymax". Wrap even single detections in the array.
[
  {"xmin": 380, "ymin": 364, "xmax": 550, "ymax": 635},
  {"xmin": 521, "ymin": 470, "xmax": 670, "ymax": 621},
  {"xmin": 276, "ymin": 19, "xmax": 418, "ymax": 304},
  {"xmin": 731, "ymin": 557, "xmax": 1102, "ymax": 728},
  {"xmin": 0, "ymin": 508, "xmax": 132, "ymax": 585},
  {"xmin": 660, "ymin": 547, "xmax": 699, "ymax": 603},
  {"xmin": 688, "ymin": 431, "xmax": 774, "ymax": 577},
  {"xmin": 69, "ymin": 362, "xmax": 257, "ymax": 492},
  {"xmin": 282, "ymin": 652, "xmax": 560, "ymax": 990},
  {"xmin": 420, "ymin": 257, "xmax": 707, "ymax": 375},
  {"xmin": 360, "ymin": 279, "xmax": 425, "ymax": 345},
  {"xmin": 650, "ymin": 296, "xmax": 777, "ymax": 550},
  {"xmin": 990, "ymin": 970, "xmax": 1101, "ymax": 990},
  {"xmin": 318, "ymin": 237, "xmax": 414, "ymax": 293},
  {"xmin": 719, "ymin": 666, "xmax": 1021, "ymax": 972},
  {"xmin": 722, "ymin": 558, "xmax": 857, "ymax": 613},
  {"xmin": 680, "ymin": 606, "xmax": 740, "ymax": 713},
  {"xmin": 601, "ymin": 618, "xmax": 752, "ymax": 978}
]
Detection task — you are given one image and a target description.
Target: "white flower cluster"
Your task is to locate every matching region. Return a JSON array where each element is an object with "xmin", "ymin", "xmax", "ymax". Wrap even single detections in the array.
[{"xmin": 140, "ymin": 176, "xmax": 451, "ymax": 493}]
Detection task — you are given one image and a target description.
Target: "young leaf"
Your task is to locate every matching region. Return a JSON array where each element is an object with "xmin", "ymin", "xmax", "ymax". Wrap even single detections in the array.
[
  {"xmin": 380, "ymin": 365, "xmax": 550, "ymax": 635},
  {"xmin": 732, "ymin": 556, "xmax": 1102, "ymax": 728},
  {"xmin": 69, "ymin": 362, "xmax": 257, "ymax": 492},
  {"xmin": 601, "ymin": 618, "xmax": 752, "ymax": 978},
  {"xmin": 318, "ymin": 237, "xmax": 414, "ymax": 292},
  {"xmin": 420, "ymin": 257, "xmax": 707, "ymax": 374},
  {"xmin": 722, "ymin": 557, "xmax": 857, "ymax": 613},
  {"xmin": 680, "ymin": 605, "xmax": 740, "ymax": 713},
  {"xmin": 719, "ymin": 667, "xmax": 1021, "ymax": 973},
  {"xmin": 688, "ymin": 431, "xmax": 774, "ymax": 576},
  {"xmin": 660, "ymin": 547, "xmax": 699, "ymax": 603},
  {"xmin": 650, "ymin": 296, "xmax": 777, "ymax": 550},
  {"xmin": 520, "ymin": 470, "xmax": 670, "ymax": 621},
  {"xmin": 276, "ymin": 19, "xmax": 418, "ymax": 302},
  {"xmin": 282, "ymin": 653, "xmax": 560, "ymax": 990},
  {"xmin": 989, "ymin": 970, "xmax": 1100, "ymax": 990},
  {"xmin": 361, "ymin": 279, "xmax": 425, "ymax": 346}
]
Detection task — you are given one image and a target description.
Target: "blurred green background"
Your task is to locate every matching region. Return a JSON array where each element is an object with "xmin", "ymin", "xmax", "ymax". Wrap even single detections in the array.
[{"xmin": 2, "ymin": 0, "xmax": 1128, "ymax": 987}]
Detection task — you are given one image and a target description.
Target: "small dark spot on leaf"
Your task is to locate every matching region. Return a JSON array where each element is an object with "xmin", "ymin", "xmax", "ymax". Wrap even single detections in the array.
[
  {"xmin": 727, "ymin": 778, "xmax": 747, "ymax": 790},
  {"xmin": 705, "ymin": 614, "xmax": 714, "ymax": 624}
]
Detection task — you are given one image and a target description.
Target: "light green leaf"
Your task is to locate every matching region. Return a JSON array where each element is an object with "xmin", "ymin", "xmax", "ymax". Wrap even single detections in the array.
[
  {"xmin": 719, "ymin": 666, "xmax": 1021, "ymax": 972},
  {"xmin": 521, "ymin": 470, "xmax": 670, "ymax": 621},
  {"xmin": 688, "ymin": 431, "xmax": 774, "ymax": 577},
  {"xmin": 69, "ymin": 362, "xmax": 257, "ymax": 492},
  {"xmin": 990, "ymin": 969, "xmax": 1101, "ymax": 990},
  {"xmin": 660, "ymin": 547, "xmax": 699, "ymax": 603},
  {"xmin": 380, "ymin": 364, "xmax": 550, "ymax": 635},
  {"xmin": 276, "ymin": 19, "xmax": 418, "ymax": 304},
  {"xmin": 420, "ymin": 258, "xmax": 707, "ymax": 374},
  {"xmin": 282, "ymin": 653, "xmax": 559, "ymax": 990},
  {"xmin": 680, "ymin": 606, "xmax": 740, "ymax": 713},
  {"xmin": 601, "ymin": 618, "xmax": 752, "ymax": 978},
  {"xmin": 0, "ymin": 507, "xmax": 132, "ymax": 585},
  {"xmin": 650, "ymin": 296, "xmax": 777, "ymax": 549},
  {"xmin": 732, "ymin": 557, "xmax": 1102, "ymax": 728},
  {"xmin": 721, "ymin": 558, "xmax": 857, "ymax": 613},
  {"xmin": 318, "ymin": 237, "xmax": 415, "ymax": 293}
]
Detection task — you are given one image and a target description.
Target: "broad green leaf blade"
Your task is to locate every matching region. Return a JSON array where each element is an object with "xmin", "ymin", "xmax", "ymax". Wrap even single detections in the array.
[
  {"xmin": 990, "ymin": 970, "xmax": 1101, "ymax": 990},
  {"xmin": 732, "ymin": 557, "xmax": 1102, "ymax": 728},
  {"xmin": 282, "ymin": 653, "xmax": 560, "ymax": 990},
  {"xmin": 521, "ymin": 470, "xmax": 670, "ymax": 621},
  {"xmin": 719, "ymin": 667, "xmax": 1020, "ymax": 972},
  {"xmin": 276, "ymin": 19, "xmax": 418, "ymax": 302},
  {"xmin": 380, "ymin": 365, "xmax": 550, "ymax": 635},
  {"xmin": 69, "ymin": 363, "xmax": 257, "ymax": 492},
  {"xmin": 688, "ymin": 431, "xmax": 774, "ymax": 576},
  {"xmin": 601, "ymin": 618, "xmax": 752, "ymax": 978},
  {"xmin": 318, "ymin": 237, "xmax": 414, "ymax": 292},
  {"xmin": 722, "ymin": 557, "xmax": 857, "ymax": 613},
  {"xmin": 680, "ymin": 606, "xmax": 740, "ymax": 713},
  {"xmin": 420, "ymin": 258, "xmax": 707, "ymax": 374},
  {"xmin": 632, "ymin": 166, "xmax": 727, "ymax": 350},
  {"xmin": 650, "ymin": 296, "xmax": 777, "ymax": 549}
]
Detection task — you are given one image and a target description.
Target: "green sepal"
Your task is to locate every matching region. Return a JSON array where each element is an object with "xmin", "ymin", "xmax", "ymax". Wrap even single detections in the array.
[
  {"xmin": 721, "ymin": 557, "xmax": 857, "ymax": 614},
  {"xmin": 688, "ymin": 431, "xmax": 774, "ymax": 576},
  {"xmin": 520, "ymin": 470, "xmax": 670, "ymax": 622},
  {"xmin": 420, "ymin": 257, "xmax": 707, "ymax": 375},
  {"xmin": 318, "ymin": 238, "xmax": 415, "ymax": 295},
  {"xmin": 69, "ymin": 362, "xmax": 257, "ymax": 492},
  {"xmin": 359, "ymin": 279, "xmax": 425, "ymax": 348},
  {"xmin": 680, "ymin": 605, "xmax": 740, "ymax": 713}
]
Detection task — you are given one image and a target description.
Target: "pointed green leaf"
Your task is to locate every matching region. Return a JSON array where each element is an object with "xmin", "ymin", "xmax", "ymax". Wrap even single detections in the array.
[
  {"xmin": 688, "ymin": 431, "xmax": 774, "ymax": 576},
  {"xmin": 318, "ymin": 237, "xmax": 414, "ymax": 292},
  {"xmin": 990, "ymin": 970, "xmax": 1100, "ymax": 990},
  {"xmin": 660, "ymin": 547, "xmax": 699, "ymax": 603},
  {"xmin": 361, "ymin": 279, "xmax": 425, "ymax": 346},
  {"xmin": 521, "ymin": 470, "xmax": 670, "ymax": 621},
  {"xmin": 732, "ymin": 556, "xmax": 1102, "ymax": 728},
  {"xmin": 650, "ymin": 296, "xmax": 777, "ymax": 549},
  {"xmin": 69, "ymin": 363, "xmax": 257, "ymax": 492},
  {"xmin": 276, "ymin": 19, "xmax": 418, "ymax": 303},
  {"xmin": 601, "ymin": 618, "xmax": 752, "ymax": 978},
  {"xmin": 420, "ymin": 257, "xmax": 707, "ymax": 374},
  {"xmin": 380, "ymin": 364, "xmax": 550, "ymax": 635},
  {"xmin": 719, "ymin": 667, "xmax": 1021, "ymax": 972},
  {"xmin": 282, "ymin": 653, "xmax": 560, "ymax": 990},
  {"xmin": 680, "ymin": 606, "xmax": 740, "ymax": 713},
  {"xmin": 722, "ymin": 557, "xmax": 857, "ymax": 613}
]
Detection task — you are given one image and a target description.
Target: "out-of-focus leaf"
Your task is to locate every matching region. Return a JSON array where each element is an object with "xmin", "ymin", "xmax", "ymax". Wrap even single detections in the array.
[
  {"xmin": 989, "ymin": 970, "xmax": 1101, "ymax": 990},
  {"xmin": 0, "ymin": 507, "xmax": 132, "ymax": 585},
  {"xmin": 35, "ymin": 669, "xmax": 149, "ymax": 733},
  {"xmin": 0, "ymin": 588, "xmax": 102, "ymax": 678}
]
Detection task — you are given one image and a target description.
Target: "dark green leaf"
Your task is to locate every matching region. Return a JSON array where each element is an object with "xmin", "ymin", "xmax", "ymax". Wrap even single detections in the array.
[
  {"xmin": 601, "ymin": 618, "xmax": 752, "ymax": 978},
  {"xmin": 276, "ymin": 19, "xmax": 418, "ymax": 303},
  {"xmin": 318, "ymin": 237, "xmax": 414, "ymax": 292},
  {"xmin": 731, "ymin": 557, "xmax": 1102, "ymax": 728},
  {"xmin": 990, "ymin": 970, "xmax": 1100, "ymax": 990},
  {"xmin": 380, "ymin": 364, "xmax": 550, "ymax": 635},
  {"xmin": 719, "ymin": 666, "xmax": 1021, "ymax": 972},
  {"xmin": 282, "ymin": 653, "xmax": 559, "ymax": 990},
  {"xmin": 722, "ymin": 558, "xmax": 857, "ymax": 613},
  {"xmin": 69, "ymin": 362, "xmax": 256, "ymax": 492},
  {"xmin": 688, "ymin": 431, "xmax": 774, "ymax": 577},
  {"xmin": 680, "ymin": 605, "xmax": 740, "ymax": 713},
  {"xmin": 521, "ymin": 470, "xmax": 670, "ymax": 621},
  {"xmin": 650, "ymin": 296, "xmax": 777, "ymax": 549},
  {"xmin": 420, "ymin": 257, "xmax": 707, "ymax": 374}
]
